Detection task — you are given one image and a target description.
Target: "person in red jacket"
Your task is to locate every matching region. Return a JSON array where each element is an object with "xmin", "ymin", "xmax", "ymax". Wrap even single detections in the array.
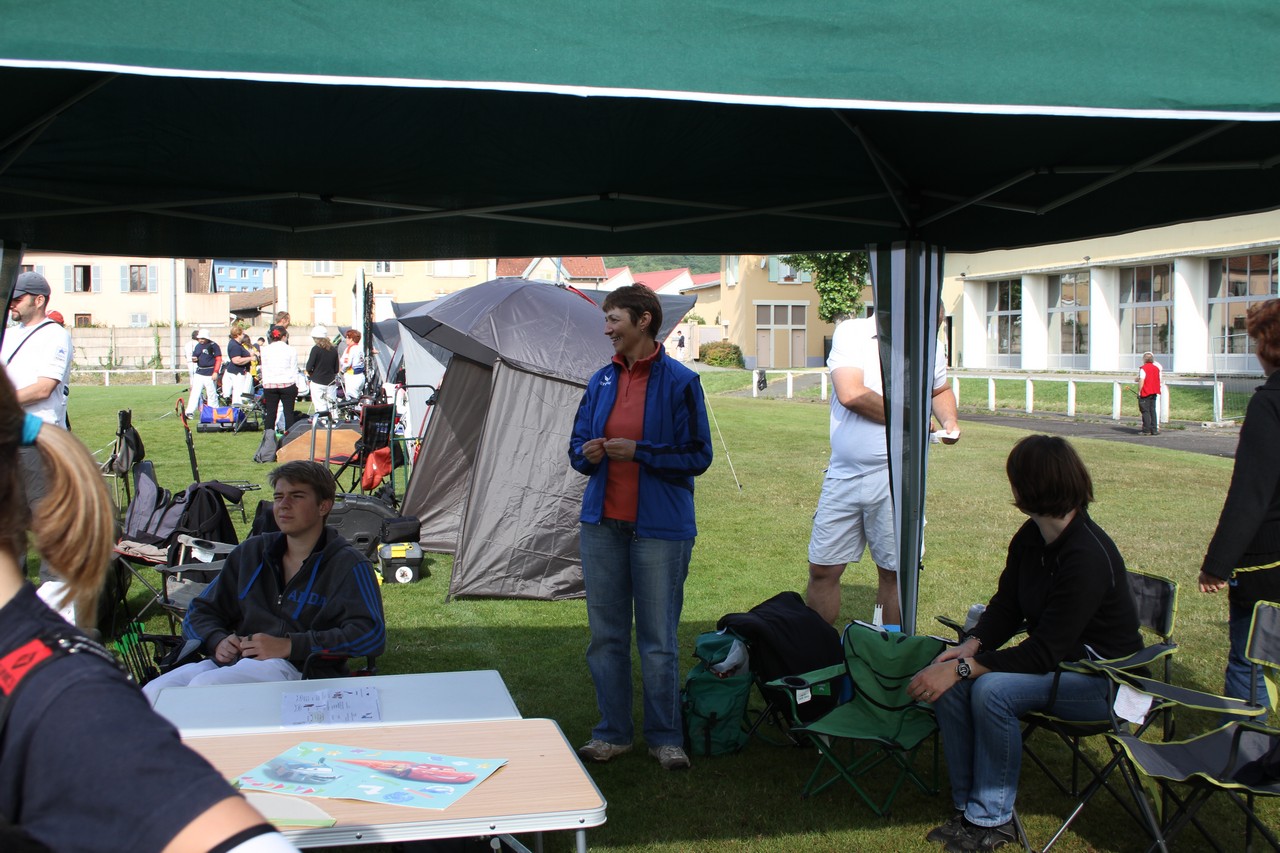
[{"xmin": 1136, "ymin": 351, "xmax": 1163, "ymax": 435}]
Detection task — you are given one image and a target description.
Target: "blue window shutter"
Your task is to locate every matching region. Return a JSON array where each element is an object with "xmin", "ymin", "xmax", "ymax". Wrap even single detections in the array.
[
  {"xmin": 802, "ymin": 270, "xmax": 813, "ymax": 283},
  {"xmin": 767, "ymin": 257, "xmax": 780, "ymax": 282},
  {"xmin": 92, "ymin": 266, "xmax": 101, "ymax": 293},
  {"xmin": 120, "ymin": 267, "xmax": 129, "ymax": 292},
  {"xmin": 148, "ymin": 265, "xmax": 159, "ymax": 292},
  {"xmin": 64, "ymin": 266, "xmax": 73, "ymax": 293}
]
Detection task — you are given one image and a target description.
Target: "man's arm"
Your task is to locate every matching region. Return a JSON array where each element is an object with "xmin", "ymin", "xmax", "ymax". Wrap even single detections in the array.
[
  {"xmin": 831, "ymin": 366, "xmax": 885, "ymax": 424},
  {"xmin": 14, "ymin": 376, "xmax": 60, "ymax": 407},
  {"xmin": 931, "ymin": 384, "xmax": 961, "ymax": 442}
]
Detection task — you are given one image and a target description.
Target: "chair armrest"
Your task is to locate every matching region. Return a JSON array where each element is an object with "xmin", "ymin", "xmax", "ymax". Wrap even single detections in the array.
[
  {"xmin": 1061, "ymin": 642, "xmax": 1177, "ymax": 674},
  {"xmin": 766, "ymin": 663, "xmax": 847, "ymax": 693},
  {"xmin": 1077, "ymin": 660, "xmax": 1268, "ymax": 720}
]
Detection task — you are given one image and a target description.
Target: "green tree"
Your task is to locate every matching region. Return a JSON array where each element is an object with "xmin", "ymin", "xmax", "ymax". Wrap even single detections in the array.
[{"xmin": 779, "ymin": 252, "xmax": 868, "ymax": 323}]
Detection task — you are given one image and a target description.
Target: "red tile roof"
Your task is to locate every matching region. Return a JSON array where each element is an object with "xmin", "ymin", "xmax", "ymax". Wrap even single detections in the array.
[
  {"xmin": 495, "ymin": 257, "xmax": 607, "ymax": 279},
  {"xmin": 631, "ymin": 268, "xmax": 689, "ymax": 290}
]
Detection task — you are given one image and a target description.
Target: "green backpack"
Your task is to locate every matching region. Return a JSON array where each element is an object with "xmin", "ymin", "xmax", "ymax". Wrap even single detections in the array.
[{"xmin": 681, "ymin": 629, "xmax": 753, "ymax": 756}]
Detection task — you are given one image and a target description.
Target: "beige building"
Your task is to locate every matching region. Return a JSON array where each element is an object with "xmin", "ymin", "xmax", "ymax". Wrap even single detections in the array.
[
  {"xmin": 683, "ymin": 255, "xmax": 838, "ymax": 369},
  {"xmin": 948, "ymin": 209, "xmax": 1280, "ymax": 375}
]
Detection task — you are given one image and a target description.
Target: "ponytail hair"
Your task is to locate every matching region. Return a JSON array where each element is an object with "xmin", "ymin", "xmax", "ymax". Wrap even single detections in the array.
[{"xmin": 0, "ymin": 374, "xmax": 115, "ymax": 629}]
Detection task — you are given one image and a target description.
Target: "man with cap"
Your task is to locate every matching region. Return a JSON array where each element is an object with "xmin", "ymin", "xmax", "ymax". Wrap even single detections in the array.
[
  {"xmin": 2, "ymin": 271, "xmax": 76, "ymax": 620},
  {"xmin": 186, "ymin": 328, "xmax": 222, "ymax": 417},
  {"xmin": 1136, "ymin": 351, "xmax": 1162, "ymax": 436}
]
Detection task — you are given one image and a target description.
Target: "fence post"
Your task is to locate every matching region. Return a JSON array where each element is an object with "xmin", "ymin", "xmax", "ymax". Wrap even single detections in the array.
[
  {"xmin": 786, "ymin": 371, "xmax": 794, "ymax": 399},
  {"xmin": 104, "ymin": 370, "xmax": 111, "ymax": 387},
  {"xmin": 821, "ymin": 372, "xmax": 828, "ymax": 401},
  {"xmin": 952, "ymin": 375, "xmax": 960, "ymax": 405},
  {"xmin": 1214, "ymin": 381, "xmax": 1224, "ymax": 423},
  {"xmin": 1112, "ymin": 382, "xmax": 1121, "ymax": 419},
  {"xmin": 987, "ymin": 377, "xmax": 996, "ymax": 412},
  {"xmin": 1160, "ymin": 384, "xmax": 1169, "ymax": 427},
  {"xmin": 1066, "ymin": 380, "xmax": 1076, "ymax": 416},
  {"xmin": 151, "ymin": 369, "xmax": 158, "ymax": 385},
  {"xmin": 1025, "ymin": 379, "xmax": 1034, "ymax": 414}
]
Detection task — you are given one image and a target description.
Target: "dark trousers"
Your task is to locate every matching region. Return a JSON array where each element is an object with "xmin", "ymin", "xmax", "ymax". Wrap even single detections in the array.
[
  {"xmin": 262, "ymin": 385, "xmax": 299, "ymax": 434},
  {"xmin": 1138, "ymin": 394, "xmax": 1158, "ymax": 434}
]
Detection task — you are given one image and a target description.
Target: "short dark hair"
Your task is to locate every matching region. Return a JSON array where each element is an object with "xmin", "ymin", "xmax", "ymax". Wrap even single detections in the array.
[
  {"xmin": 269, "ymin": 461, "xmax": 337, "ymax": 505},
  {"xmin": 602, "ymin": 285, "xmax": 662, "ymax": 340},
  {"xmin": 1247, "ymin": 298, "xmax": 1280, "ymax": 368},
  {"xmin": 1005, "ymin": 435, "xmax": 1093, "ymax": 518}
]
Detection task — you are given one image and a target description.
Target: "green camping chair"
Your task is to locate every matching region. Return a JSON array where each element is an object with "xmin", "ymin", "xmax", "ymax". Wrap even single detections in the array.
[
  {"xmin": 1082, "ymin": 599, "xmax": 1280, "ymax": 853},
  {"xmin": 1023, "ymin": 570, "xmax": 1180, "ymax": 852},
  {"xmin": 769, "ymin": 622, "xmax": 945, "ymax": 816}
]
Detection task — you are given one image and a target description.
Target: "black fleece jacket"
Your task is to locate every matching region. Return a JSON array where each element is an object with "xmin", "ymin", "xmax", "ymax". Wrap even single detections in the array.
[
  {"xmin": 971, "ymin": 510, "xmax": 1143, "ymax": 674},
  {"xmin": 183, "ymin": 527, "xmax": 385, "ymax": 677},
  {"xmin": 1201, "ymin": 370, "xmax": 1280, "ymax": 607}
]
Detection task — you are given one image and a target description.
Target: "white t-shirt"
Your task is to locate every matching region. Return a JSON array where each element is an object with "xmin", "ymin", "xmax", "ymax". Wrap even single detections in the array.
[
  {"xmin": 1, "ymin": 320, "xmax": 72, "ymax": 425},
  {"xmin": 826, "ymin": 317, "xmax": 948, "ymax": 479}
]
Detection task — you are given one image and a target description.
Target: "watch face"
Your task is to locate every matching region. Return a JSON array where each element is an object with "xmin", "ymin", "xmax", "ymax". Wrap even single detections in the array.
[{"xmin": 956, "ymin": 660, "xmax": 972, "ymax": 679}]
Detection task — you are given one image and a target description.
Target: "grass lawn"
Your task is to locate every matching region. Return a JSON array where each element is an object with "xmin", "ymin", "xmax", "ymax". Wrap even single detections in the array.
[{"xmin": 67, "ymin": 383, "xmax": 1274, "ymax": 853}]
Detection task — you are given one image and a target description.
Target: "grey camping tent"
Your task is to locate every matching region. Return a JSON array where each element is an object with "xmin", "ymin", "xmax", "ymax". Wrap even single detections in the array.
[{"xmin": 398, "ymin": 278, "xmax": 614, "ymax": 600}]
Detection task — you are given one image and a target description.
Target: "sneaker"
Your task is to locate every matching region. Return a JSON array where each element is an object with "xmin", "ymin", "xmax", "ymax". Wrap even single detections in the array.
[
  {"xmin": 576, "ymin": 739, "xmax": 631, "ymax": 763},
  {"xmin": 648, "ymin": 744, "xmax": 691, "ymax": 770},
  {"xmin": 944, "ymin": 819, "xmax": 1016, "ymax": 853},
  {"xmin": 926, "ymin": 811, "xmax": 966, "ymax": 845}
]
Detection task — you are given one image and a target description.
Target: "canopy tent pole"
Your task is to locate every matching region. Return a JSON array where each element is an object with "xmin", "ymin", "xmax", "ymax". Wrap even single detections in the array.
[
  {"xmin": 871, "ymin": 241, "xmax": 943, "ymax": 636},
  {"xmin": 0, "ymin": 240, "xmax": 24, "ymax": 348}
]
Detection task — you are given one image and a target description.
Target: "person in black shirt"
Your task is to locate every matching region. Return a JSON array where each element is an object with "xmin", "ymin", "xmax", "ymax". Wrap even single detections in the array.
[
  {"xmin": 910, "ymin": 435, "xmax": 1142, "ymax": 852},
  {"xmin": 304, "ymin": 325, "xmax": 339, "ymax": 419}
]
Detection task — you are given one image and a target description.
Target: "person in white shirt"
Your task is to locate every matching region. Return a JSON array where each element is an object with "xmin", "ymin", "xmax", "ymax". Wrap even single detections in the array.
[
  {"xmin": 2, "ymin": 271, "xmax": 77, "ymax": 621},
  {"xmin": 259, "ymin": 326, "xmax": 300, "ymax": 433},
  {"xmin": 805, "ymin": 315, "xmax": 960, "ymax": 628},
  {"xmin": 338, "ymin": 329, "xmax": 365, "ymax": 400}
]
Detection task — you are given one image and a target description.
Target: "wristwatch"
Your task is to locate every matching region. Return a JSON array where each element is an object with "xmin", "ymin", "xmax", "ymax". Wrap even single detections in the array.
[{"xmin": 956, "ymin": 658, "xmax": 973, "ymax": 680}]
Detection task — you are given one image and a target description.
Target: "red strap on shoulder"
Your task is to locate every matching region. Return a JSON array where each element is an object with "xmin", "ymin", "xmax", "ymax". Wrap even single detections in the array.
[{"xmin": 0, "ymin": 639, "xmax": 54, "ymax": 696}]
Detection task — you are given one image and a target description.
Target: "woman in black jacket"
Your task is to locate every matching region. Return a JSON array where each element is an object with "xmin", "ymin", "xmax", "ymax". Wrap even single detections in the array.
[
  {"xmin": 909, "ymin": 435, "xmax": 1142, "ymax": 853},
  {"xmin": 1199, "ymin": 297, "xmax": 1280, "ymax": 704},
  {"xmin": 305, "ymin": 325, "xmax": 339, "ymax": 419}
]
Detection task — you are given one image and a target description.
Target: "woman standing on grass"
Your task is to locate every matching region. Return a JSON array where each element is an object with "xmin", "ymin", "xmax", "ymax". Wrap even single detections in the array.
[
  {"xmin": 338, "ymin": 329, "xmax": 365, "ymax": 400},
  {"xmin": 568, "ymin": 285, "xmax": 713, "ymax": 771},
  {"xmin": 1199, "ymin": 297, "xmax": 1280, "ymax": 705},
  {"xmin": 260, "ymin": 325, "xmax": 300, "ymax": 434},
  {"xmin": 909, "ymin": 435, "xmax": 1142, "ymax": 853},
  {"xmin": 304, "ymin": 326, "xmax": 339, "ymax": 419},
  {"xmin": 0, "ymin": 371, "xmax": 299, "ymax": 853}
]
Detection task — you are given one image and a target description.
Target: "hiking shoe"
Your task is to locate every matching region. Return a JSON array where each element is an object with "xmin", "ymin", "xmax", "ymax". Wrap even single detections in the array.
[
  {"xmin": 649, "ymin": 744, "xmax": 691, "ymax": 770},
  {"xmin": 943, "ymin": 819, "xmax": 1016, "ymax": 852},
  {"xmin": 926, "ymin": 811, "xmax": 966, "ymax": 845},
  {"xmin": 576, "ymin": 739, "xmax": 632, "ymax": 763}
]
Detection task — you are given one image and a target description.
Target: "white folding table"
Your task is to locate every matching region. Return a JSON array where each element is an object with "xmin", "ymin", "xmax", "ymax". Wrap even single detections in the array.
[{"xmin": 154, "ymin": 670, "xmax": 521, "ymax": 736}]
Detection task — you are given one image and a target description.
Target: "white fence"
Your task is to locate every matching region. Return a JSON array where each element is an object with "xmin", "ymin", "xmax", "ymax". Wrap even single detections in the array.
[{"xmin": 749, "ymin": 369, "xmax": 1234, "ymax": 424}]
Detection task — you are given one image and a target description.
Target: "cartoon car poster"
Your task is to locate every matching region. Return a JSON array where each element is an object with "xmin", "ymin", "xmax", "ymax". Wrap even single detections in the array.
[{"xmin": 235, "ymin": 742, "xmax": 507, "ymax": 810}]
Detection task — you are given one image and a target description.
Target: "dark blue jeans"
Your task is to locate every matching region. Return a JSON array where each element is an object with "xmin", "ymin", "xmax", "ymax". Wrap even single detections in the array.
[{"xmin": 579, "ymin": 519, "xmax": 693, "ymax": 747}]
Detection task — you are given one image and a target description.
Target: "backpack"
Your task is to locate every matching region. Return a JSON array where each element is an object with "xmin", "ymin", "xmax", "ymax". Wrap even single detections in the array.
[
  {"xmin": 681, "ymin": 629, "xmax": 752, "ymax": 757},
  {"xmin": 253, "ymin": 428, "xmax": 279, "ymax": 463},
  {"xmin": 163, "ymin": 482, "xmax": 243, "ymax": 565}
]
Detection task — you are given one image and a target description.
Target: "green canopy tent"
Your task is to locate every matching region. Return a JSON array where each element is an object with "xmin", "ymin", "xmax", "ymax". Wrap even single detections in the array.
[{"xmin": 2, "ymin": 0, "xmax": 1279, "ymax": 627}]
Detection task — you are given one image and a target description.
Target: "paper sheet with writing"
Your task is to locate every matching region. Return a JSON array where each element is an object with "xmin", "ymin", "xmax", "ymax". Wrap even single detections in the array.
[{"xmin": 281, "ymin": 687, "xmax": 382, "ymax": 726}]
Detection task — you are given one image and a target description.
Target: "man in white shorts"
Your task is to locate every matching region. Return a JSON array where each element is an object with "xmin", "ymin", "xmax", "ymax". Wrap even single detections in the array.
[{"xmin": 806, "ymin": 315, "xmax": 960, "ymax": 628}]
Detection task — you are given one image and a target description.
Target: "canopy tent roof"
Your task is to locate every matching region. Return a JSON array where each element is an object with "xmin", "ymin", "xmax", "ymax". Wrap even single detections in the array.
[{"xmin": 2, "ymin": 2, "xmax": 1279, "ymax": 261}]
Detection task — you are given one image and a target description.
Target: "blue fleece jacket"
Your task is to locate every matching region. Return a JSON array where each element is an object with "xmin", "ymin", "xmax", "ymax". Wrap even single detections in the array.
[{"xmin": 569, "ymin": 348, "xmax": 713, "ymax": 540}]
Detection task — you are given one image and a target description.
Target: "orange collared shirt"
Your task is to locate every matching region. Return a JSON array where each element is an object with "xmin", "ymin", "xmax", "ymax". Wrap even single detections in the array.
[{"xmin": 602, "ymin": 344, "xmax": 661, "ymax": 522}]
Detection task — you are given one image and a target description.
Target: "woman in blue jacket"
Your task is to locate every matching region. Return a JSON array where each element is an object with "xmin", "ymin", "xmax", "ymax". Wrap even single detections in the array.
[{"xmin": 568, "ymin": 285, "xmax": 712, "ymax": 771}]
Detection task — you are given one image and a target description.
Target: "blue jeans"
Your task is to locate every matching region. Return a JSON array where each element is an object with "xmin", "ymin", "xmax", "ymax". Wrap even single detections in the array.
[
  {"xmin": 933, "ymin": 671, "xmax": 1113, "ymax": 827},
  {"xmin": 1225, "ymin": 597, "xmax": 1267, "ymax": 704},
  {"xmin": 579, "ymin": 520, "xmax": 693, "ymax": 747}
]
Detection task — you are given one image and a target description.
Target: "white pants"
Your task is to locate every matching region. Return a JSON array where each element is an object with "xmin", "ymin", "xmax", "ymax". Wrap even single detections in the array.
[
  {"xmin": 310, "ymin": 381, "xmax": 336, "ymax": 415},
  {"xmin": 142, "ymin": 657, "xmax": 300, "ymax": 705},
  {"xmin": 343, "ymin": 372, "xmax": 364, "ymax": 400},
  {"xmin": 186, "ymin": 374, "xmax": 218, "ymax": 415},
  {"xmin": 36, "ymin": 580, "xmax": 76, "ymax": 625},
  {"xmin": 222, "ymin": 370, "xmax": 252, "ymax": 405}
]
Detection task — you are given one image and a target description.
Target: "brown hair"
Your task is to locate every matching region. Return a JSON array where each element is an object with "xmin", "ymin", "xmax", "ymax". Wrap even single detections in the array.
[
  {"xmin": 269, "ymin": 460, "xmax": 337, "ymax": 506},
  {"xmin": 314, "ymin": 336, "xmax": 334, "ymax": 351},
  {"xmin": 0, "ymin": 374, "xmax": 115, "ymax": 627},
  {"xmin": 602, "ymin": 285, "xmax": 662, "ymax": 340},
  {"xmin": 1005, "ymin": 435, "xmax": 1094, "ymax": 518},
  {"xmin": 1247, "ymin": 298, "xmax": 1280, "ymax": 368},
  {"xmin": 345, "ymin": 329, "xmax": 361, "ymax": 343}
]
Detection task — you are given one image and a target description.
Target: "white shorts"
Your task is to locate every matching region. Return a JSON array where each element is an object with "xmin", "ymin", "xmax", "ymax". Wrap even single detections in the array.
[{"xmin": 808, "ymin": 469, "xmax": 898, "ymax": 571}]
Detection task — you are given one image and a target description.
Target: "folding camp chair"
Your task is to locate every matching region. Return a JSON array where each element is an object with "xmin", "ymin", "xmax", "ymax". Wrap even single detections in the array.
[
  {"xmin": 1021, "ymin": 570, "xmax": 1180, "ymax": 852},
  {"xmin": 100, "ymin": 408, "xmax": 145, "ymax": 519},
  {"xmin": 718, "ymin": 591, "xmax": 845, "ymax": 745},
  {"xmin": 331, "ymin": 402, "xmax": 396, "ymax": 501},
  {"xmin": 769, "ymin": 622, "xmax": 945, "ymax": 815},
  {"xmin": 1080, "ymin": 599, "xmax": 1280, "ymax": 853}
]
